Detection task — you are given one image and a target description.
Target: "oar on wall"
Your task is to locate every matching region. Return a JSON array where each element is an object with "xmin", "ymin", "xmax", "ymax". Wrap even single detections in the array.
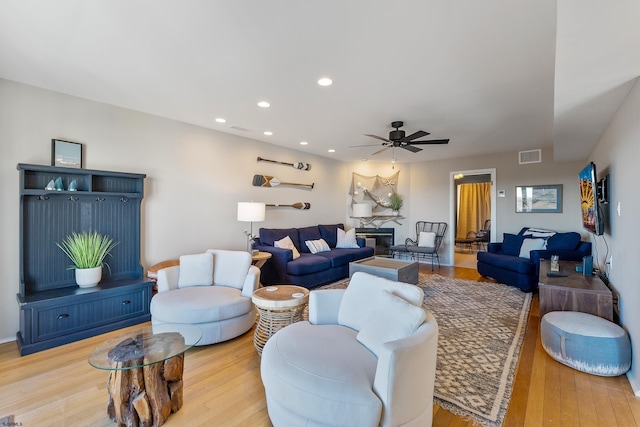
[
  {"xmin": 266, "ymin": 202, "xmax": 311, "ymax": 210},
  {"xmin": 257, "ymin": 156, "xmax": 311, "ymax": 171},
  {"xmin": 252, "ymin": 175, "xmax": 315, "ymax": 189}
]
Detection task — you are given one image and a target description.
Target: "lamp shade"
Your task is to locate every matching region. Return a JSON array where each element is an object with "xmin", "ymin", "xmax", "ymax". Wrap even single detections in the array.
[
  {"xmin": 353, "ymin": 203, "xmax": 372, "ymax": 217},
  {"xmin": 237, "ymin": 202, "xmax": 266, "ymax": 222}
]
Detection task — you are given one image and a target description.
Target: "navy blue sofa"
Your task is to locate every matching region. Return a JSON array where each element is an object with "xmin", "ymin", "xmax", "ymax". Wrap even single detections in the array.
[
  {"xmin": 254, "ymin": 224, "xmax": 375, "ymax": 289},
  {"xmin": 477, "ymin": 227, "xmax": 592, "ymax": 292}
]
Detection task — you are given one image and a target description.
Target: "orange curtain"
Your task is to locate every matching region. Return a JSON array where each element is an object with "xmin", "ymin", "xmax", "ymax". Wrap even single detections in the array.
[{"xmin": 457, "ymin": 182, "xmax": 491, "ymax": 239}]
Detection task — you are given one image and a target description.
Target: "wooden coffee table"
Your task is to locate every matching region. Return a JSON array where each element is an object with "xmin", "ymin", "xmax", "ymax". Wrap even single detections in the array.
[
  {"xmin": 88, "ymin": 324, "xmax": 202, "ymax": 426},
  {"xmin": 251, "ymin": 285, "xmax": 309, "ymax": 355},
  {"xmin": 349, "ymin": 256, "xmax": 419, "ymax": 284}
]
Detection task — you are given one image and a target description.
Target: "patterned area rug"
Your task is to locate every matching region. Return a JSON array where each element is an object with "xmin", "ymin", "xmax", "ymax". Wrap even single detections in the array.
[{"xmin": 321, "ymin": 273, "xmax": 531, "ymax": 427}]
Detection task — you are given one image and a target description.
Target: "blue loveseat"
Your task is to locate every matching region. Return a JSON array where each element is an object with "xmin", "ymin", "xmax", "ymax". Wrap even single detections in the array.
[
  {"xmin": 477, "ymin": 227, "xmax": 592, "ymax": 292},
  {"xmin": 254, "ymin": 224, "xmax": 375, "ymax": 289}
]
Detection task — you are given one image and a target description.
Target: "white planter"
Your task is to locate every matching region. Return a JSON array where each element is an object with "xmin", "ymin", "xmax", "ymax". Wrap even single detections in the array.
[{"xmin": 75, "ymin": 266, "xmax": 102, "ymax": 288}]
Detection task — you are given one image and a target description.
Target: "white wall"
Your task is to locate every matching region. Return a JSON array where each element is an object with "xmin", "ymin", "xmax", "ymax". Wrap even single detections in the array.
[
  {"xmin": 0, "ymin": 79, "xmax": 348, "ymax": 343},
  {"xmin": 407, "ymin": 149, "xmax": 586, "ymax": 265},
  {"xmin": 589, "ymin": 78, "xmax": 640, "ymax": 395}
]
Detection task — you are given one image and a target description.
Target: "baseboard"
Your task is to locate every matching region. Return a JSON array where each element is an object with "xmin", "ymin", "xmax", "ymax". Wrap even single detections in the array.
[
  {"xmin": 627, "ymin": 371, "xmax": 640, "ymax": 396},
  {"xmin": 0, "ymin": 336, "xmax": 16, "ymax": 345}
]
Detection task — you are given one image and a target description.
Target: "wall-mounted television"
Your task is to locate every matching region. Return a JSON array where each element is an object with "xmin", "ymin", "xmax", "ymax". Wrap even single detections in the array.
[{"xmin": 578, "ymin": 162, "xmax": 604, "ymax": 235}]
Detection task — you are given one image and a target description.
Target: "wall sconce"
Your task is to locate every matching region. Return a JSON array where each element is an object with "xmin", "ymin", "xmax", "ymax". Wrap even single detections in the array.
[{"xmin": 237, "ymin": 202, "xmax": 266, "ymax": 253}]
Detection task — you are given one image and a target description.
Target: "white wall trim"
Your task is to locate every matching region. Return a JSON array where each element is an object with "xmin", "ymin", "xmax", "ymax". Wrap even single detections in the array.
[{"xmin": 448, "ymin": 168, "xmax": 497, "ymax": 267}]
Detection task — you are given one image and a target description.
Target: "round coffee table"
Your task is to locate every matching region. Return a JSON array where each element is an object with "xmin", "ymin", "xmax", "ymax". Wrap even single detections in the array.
[
  {"xmin": 251, "ymin": 285, "xmax": 309, "ymax": 355},
  {"xmin": 88, "ymin": 324, "xmax": 202, "ymax": 426}
]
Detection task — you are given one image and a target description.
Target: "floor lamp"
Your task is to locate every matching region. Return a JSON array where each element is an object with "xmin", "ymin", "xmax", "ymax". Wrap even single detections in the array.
[{"xmin": 237, "ymin": 202, "xmax": 266, "ymax": 253}]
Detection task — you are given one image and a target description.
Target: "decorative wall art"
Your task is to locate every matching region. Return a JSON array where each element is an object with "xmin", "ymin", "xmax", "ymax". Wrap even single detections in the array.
[
  {"xmin": 252, "ymin": 174, "xmax": 314, "ymax": 189},
  {"xmin": 51, "ymin": 139, "xmax": 82, "ymax": 168},
  {"xmin": 257, "ymin": 156, "xmax": 311, "ymax": 171},
  {"xmin": 266, "ymin": 202, "xmax": 311, "ymax": 210},
  {"xmin": 515, "ymin": 184, "xmax": 563, "ymax": 213},
  {"xmin": 349, "ymin": 171, "xmax": 400, "ymax": 212}
]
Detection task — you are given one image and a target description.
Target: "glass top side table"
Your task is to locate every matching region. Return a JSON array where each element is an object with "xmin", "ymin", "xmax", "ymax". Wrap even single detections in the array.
[{"xmin": 88, "ymin": 323, "xmax": 202, "ymax": 426}]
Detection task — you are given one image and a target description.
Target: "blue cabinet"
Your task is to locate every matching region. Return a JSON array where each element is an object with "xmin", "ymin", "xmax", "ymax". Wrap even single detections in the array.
[{"xmin": 16, "ymin": 164, "xmax": 152, "ymax": 355}]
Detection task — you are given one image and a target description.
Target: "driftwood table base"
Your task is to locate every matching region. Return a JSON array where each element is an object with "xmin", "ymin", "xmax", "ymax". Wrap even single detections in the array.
[
  {"xmin": 104, "ymin": 334, "xmax": 185, "ymax": 427},
  {"xmin": 89, "ymin": 326, "xmax": 201, "ymax": 427},
  {"xmin": 105, "ymin": 354, "xmax": 183, "ymax": 427}
]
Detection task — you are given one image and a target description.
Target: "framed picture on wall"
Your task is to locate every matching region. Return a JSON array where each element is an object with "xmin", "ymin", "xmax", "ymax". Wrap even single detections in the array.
[
  {"xmin": 515, "ymin": 184, "xmax": 563, "ymax": 213},
  {"xmin": 51, "ymin": 139, "xmax": 82, "ymax": 168}
]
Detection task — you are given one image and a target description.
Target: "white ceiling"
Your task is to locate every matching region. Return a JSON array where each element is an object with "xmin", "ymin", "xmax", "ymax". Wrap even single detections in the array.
[{"xmin": 1, "ymin": 1, "xmax": 638, "ymax": 164}]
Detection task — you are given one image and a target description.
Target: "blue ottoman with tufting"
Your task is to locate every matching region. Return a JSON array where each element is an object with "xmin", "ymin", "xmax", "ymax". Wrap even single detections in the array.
[{"xmin": 541, "ymin": 311, "xmax": 631, "ymax": 376}]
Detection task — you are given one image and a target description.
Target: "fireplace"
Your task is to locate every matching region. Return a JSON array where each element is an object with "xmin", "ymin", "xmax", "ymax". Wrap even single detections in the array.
[{"xmin": 355, "ymin": 228, "xmax": 395, "ymax": 257}]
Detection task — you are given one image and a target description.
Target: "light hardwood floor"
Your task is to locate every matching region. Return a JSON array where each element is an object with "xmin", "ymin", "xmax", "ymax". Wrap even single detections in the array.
[{"xmin": 1, "ymin": 266, "xmax": 638, "ymax": 426}]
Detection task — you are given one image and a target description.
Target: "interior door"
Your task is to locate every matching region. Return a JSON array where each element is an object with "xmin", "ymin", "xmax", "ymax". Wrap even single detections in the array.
[{"xmin": 449, "ymin": 169, "xmax": 496, "ymax": 268}]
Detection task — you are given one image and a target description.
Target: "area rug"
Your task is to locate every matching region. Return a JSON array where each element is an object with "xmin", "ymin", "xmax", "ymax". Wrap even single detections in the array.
[{"xmin": 320, "ymin": 273, "xmax": 531, "ymax": 427}]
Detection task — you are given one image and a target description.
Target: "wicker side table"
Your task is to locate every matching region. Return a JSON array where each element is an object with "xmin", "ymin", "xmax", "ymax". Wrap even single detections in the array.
[{"xmin": 251, "ymin": 285, "xmax": 309, "ymax": 356}]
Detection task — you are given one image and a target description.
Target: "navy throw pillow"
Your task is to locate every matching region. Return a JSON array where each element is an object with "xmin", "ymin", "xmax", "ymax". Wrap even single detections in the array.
[
  {"xmin": 259, "ymin": 228, "xmax": 300, "ymax": 249},
  {"xmin": 546, "ymin": 232, "xmax": 581, "ymax": 251},
  {"xmin": 298, "ymin": 226, "xmax": 323, "ymax": 253},
  {"xmin": 502, "ymin": 233, "xmax": 524, "ymax": 256},
  {"xmin": 319, "ymin": 223, "xmax": 344, "ymax": 248}
]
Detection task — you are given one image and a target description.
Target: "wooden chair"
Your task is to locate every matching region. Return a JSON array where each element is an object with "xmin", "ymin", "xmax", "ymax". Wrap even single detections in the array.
[{"xmin": 474, "ymin": 219, "xmax": 491, "ymax": 251}]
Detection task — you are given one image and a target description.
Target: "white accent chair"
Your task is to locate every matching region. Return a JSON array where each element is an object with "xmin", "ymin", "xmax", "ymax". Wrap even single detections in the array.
[
  {"xmin": 150, "ymin": 249, "xmax": 260, "ymax": 345},
  {"xmin": 261, "ymin": 272, "xmax": 439, "ymax": 427}
]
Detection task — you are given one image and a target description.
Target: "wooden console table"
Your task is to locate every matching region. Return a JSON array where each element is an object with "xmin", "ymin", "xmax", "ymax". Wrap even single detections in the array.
[{"xmin": 538, "ymin": 260, "xmax": 613, "ymax": 321}]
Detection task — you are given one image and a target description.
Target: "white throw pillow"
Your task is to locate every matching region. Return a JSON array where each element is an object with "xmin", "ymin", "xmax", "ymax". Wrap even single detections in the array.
[
  {"xmin": 336, "ymin": 228, "xmax": 360, "ymax": 249},
  {"xmin": 305, "ymin": 238, "xmax": 331, "ymax": 254},
  {"xmin": 522, "ymin": 228, "xmax": 556, "ymax": 238},
  {"xmin": 519, "ymin": 237, "xmax": 547, "ymax": 259},
  {"xmin": 339, "ymin": 272, "xmax": 424, "ymax": 331},
  {"xmin": 418, "ymin": 231, "xmax": 436, "ymax": 248},
  {"xmin": 274, "ymin": 235, "xmax": 300, "ymax": 259},
  {"xmin": 177, "ymin": 253, "xmax": 213, "ymax": 288},
  {"xmin": 357, "ymin": 290, "xmax": 426, "ymax": 357}
]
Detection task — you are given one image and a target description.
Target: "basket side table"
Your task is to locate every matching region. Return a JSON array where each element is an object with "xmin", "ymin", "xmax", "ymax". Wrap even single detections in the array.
[{"xmin": 251, "ymin": 285, "xmax": 309, "ymax": 355}]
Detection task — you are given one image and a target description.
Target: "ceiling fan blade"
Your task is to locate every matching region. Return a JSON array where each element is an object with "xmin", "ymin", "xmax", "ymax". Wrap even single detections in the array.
[
  {"xmin": 402, "ymin": 130, "xmax": 430, "ymax": 142},
  {"xmin": 372, "ymin": 146, "xmax": 391, "ymax": 155},
  {"xmin": 401, "ymin": 144, "xmax": 422, "ymax": 153},
  {"xmin": 408, "ymin": 139, "xmax": 450, "ymax": 145},
  {"xmin": 365, "ymin": 134, "xmax": 392, "ymax": 143},
  {"xmin": 350, "ymin": 143, "xmax": 384, "ymax": 148}
]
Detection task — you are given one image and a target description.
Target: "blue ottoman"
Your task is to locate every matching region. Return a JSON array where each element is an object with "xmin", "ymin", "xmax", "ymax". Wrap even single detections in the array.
[{"xmin": 541, "ymin": 311, "xmax": 631, "ymax": 376}]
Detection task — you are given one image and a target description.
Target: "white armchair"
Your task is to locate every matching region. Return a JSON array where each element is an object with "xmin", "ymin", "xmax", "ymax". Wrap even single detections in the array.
[
  {"xmin": 261, "ymin": 272, "xmax": 439, "ymax": 427},
  {"xmin": 150, "ymin": 249, "xmax": 260, "ymax": 345}
]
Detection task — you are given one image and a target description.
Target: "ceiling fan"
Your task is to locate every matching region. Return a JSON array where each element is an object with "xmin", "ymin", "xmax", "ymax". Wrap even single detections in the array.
[{"xmin": 353, "ymin": 121, "xmax": 449, "ymax": 155}]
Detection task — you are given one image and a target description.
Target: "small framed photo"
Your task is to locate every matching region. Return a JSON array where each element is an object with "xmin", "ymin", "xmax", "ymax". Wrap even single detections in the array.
[
  {"xmin": 51, "ymin": 139, "xmax": 82, "ymax": 168},
  {"xmin": 516, "ymin": 184, "xmax": 563, "ymax": 213}
]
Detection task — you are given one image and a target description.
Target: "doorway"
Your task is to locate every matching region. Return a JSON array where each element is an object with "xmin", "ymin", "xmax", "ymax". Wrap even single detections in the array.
[{"xmin": 448, "ymin": 168, "xmax": 496, "ymax": 268}]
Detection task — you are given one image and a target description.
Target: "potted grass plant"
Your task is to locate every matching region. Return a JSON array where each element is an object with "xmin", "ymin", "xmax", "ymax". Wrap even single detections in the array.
[
  {"xmin": 57, "ymin": 231, "xmax": 118, "ymax": 287},
  {"xmin": 389, "ymin": 193, "xmax": 403, "ymax": 215}
]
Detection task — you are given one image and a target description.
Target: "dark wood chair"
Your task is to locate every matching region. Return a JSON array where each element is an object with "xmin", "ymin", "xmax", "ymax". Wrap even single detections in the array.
[{"xmin": 474, "ymin": 219, "xmax": 491, "ymax": 251}]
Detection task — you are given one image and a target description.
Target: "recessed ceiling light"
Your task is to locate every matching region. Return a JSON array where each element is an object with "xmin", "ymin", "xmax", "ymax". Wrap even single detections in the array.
[
  {"xmin": 300, "ymin": 141, "xmax": 308, "ymax": 145},
  {"xmin": 215, "ymin": 117, "xmax": 226, "ymax": 123},
  {"xmin": 258, "ymin": 101, "xmax": 270, "ymax": 108},
  {"xmin": 318, "ymin": 77, "xmax": 333, "ymax": 86},
  {"xmin": 328, "ymin": 149, "xmax": 336, "ymax": 153},
  {"xmin": 264, "ymin": 131, "xmax": 273, "ymax": 136}
]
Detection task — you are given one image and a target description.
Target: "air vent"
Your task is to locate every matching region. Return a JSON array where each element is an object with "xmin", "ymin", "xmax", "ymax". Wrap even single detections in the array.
[
  {"xmin": 230, "ymin": 125, "xmax": 250, "ymax": 132},
  {"xmin": 519, "ymin": 149, "xmax": 541, "ymax": 164}
]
